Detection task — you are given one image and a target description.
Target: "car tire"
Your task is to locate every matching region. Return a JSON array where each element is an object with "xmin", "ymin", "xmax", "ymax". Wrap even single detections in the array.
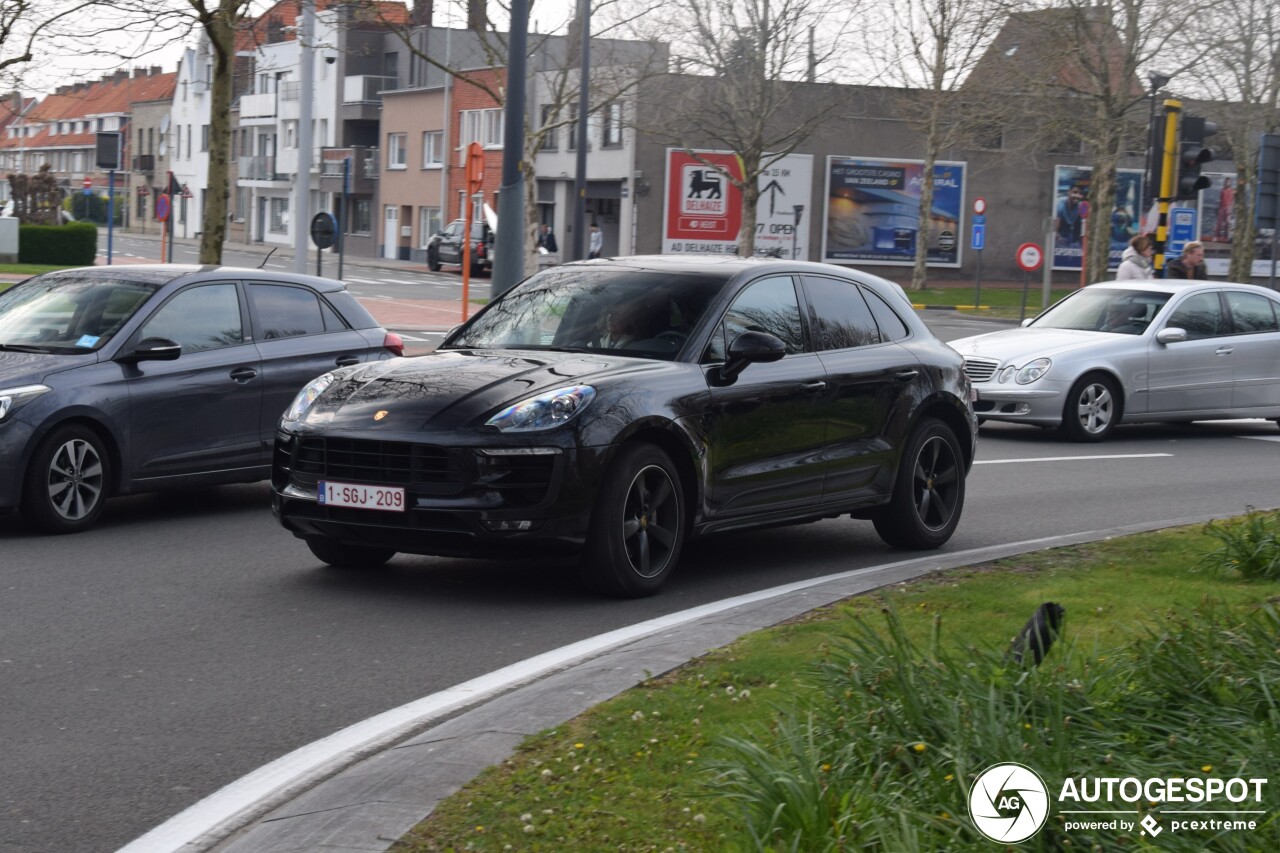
[
  {"xmin": 1059, "ymin": 373, "xmax": 1121, "ymax": 442},
  {"xmin": 427, "ymin": 248, "xmax": 441, "ymax": 272},
  {"xmin": 580, "ymin": 443, "xmax": 686, "ymax": 598},
  {"xmin": 872, "ymin": 418, "xmax": 965, "ymax": 550},
  {"xmin": 306, "ymin": 537, "xmax": 396, "ymax": 569},
  {"xmin": 21, "ymin": 424, "xmax": 111, "ymax": 534}
]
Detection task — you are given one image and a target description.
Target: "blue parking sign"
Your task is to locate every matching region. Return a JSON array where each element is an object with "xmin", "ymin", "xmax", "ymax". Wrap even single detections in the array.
[
  {"xmin": 1167, "ymin": 207, "xmax": 1198, "ymax": 258},
  {"xmin": 971, "ymin": 223, "xmax": 985, "ymax": 250}
]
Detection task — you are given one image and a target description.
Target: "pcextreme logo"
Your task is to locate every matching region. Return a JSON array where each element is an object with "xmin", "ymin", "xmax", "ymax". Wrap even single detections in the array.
[{"xmin": 967, "ymin": 763, "xmax": 1270, "ymax": 844}]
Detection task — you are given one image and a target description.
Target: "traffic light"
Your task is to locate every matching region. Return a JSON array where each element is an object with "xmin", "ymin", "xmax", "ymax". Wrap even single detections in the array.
[{"xmin": 1175, "ymin": 115, "xmax": 1217, "ymax": 200}]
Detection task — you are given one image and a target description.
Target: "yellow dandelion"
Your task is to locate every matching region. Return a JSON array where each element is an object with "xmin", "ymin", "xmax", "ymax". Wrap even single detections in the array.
[
  {"xmin": 574, "ymin": 743, "xmax": 585, "ymax": 749},
  {"xmin": 821, "ymin": 763, "xmax": 832, "ymax": 772},
  {"xmin": 945, "ymin": 774, "xmax": 954, "ymax": 782},
  {"xmin": 1202, "ymin": 765, "xmax": 1213, "ymax": 773},
  {"xmin": 475, "ymin": 825, "xmax": 485, "ymax": 833},
  {"xmin": 913, "ymin": 743, "xmax": 926, "ymax": 753}
]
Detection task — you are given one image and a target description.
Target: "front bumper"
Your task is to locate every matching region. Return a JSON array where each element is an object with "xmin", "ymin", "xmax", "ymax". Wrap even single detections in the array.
[
  {"xmin": 0, "ymin": 417, "xmax": 39, "ymax": 509},
  {"xmin": 271, "ymin": 428, "xmax": 608, "ymax": 558},
  {"xmin": 972, "ymin": 383, "xmax": 1069, "ymax": 427}
]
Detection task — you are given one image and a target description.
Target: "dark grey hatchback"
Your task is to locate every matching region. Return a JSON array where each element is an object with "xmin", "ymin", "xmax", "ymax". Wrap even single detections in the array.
[
  {"xmin": 273, "ymin": 256, "xmax": 977, "ymax": 597},
  {"xmin": 0, "ymin": 265, "xmax": 401, "ymax": 532}
]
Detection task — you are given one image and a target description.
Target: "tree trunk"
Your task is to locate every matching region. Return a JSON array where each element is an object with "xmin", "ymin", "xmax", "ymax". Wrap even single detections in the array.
[
  {"xmin": 911, "ymin": 148, "xmax": 938, "ymax": 292},
  {"xmin": 199, "ymin": 5, "xmax": 237, "ymax": 265}
]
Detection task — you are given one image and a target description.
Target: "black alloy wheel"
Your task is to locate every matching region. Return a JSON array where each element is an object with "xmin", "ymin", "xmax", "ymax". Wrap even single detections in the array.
[
  {"xmin": 581, "ymin": 443, "xmax": 686, "ymax": 598},
  {"xmin": 306, "ymin": 537, "xmax": 396, "ymax": 569},
  {"xmin": 427, "ymin": 247, "xmax": 442, "ymax": 272},
  {"xmin": 872, "ymin": 418, "xmax": 965, "ymax": 549},
  {"xmin": 22, "ymin": 424, "xmax": 111, "ymax": 533}
]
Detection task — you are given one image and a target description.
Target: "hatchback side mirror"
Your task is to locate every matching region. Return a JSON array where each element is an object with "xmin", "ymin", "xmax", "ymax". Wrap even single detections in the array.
[
  {"xmin": 718, "ymin": 330, "xmax": 786, "ymax": 383},
  {"xmin": 118, "ymin": 337, "xmax": 182, "ymax": 363},
  {"xmin": 1156, "ymin": 327, "xmax": 1187, "ymax": 345}
]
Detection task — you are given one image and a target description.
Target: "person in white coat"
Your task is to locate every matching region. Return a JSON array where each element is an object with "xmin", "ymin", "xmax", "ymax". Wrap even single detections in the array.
[{"xmin": 1115, "ymin": 234, "xmax": 1154, "ymax": 280}]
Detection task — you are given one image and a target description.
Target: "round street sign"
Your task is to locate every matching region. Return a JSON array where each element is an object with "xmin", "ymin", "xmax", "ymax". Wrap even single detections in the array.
[
  {"xmin": 310, "ymin": 211, "xmax": 338, "ymax": 250},
  {"xmin": 973, "ymin": 196, "xmax": 986, "ymax": 215},
  {"xmin": 937, "ymin": 230, "xmax": 957, "ymax": 252},
  {"xmin": 155, "ymin": 193, "xmax": 171, "ymax": 222},
  {"xmin": 82, "ymin": 176, "xmax": 92, "ymax": 189},
  {"xmin": 1016, "ymin": 242, "xmax": 1043, "ymax": 272}
]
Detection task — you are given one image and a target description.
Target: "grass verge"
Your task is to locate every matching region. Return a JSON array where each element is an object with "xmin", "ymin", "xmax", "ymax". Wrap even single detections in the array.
[
  {"xmin": 393, "ymin": 513, "xmax": 1280, "ymax": 852},
  {"xmin": 908, "ymin": 285, "xmax": 1079, "ymax": 320}
]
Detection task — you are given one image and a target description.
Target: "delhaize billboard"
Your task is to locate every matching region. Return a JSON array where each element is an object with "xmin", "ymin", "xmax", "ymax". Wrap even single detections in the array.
[{"xmin": 662, "ymin": 149, "xmax": 813, "ymax": 257}]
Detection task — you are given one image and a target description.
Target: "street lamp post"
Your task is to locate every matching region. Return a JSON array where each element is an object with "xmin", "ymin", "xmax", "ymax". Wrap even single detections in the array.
[
  {"xmin": 1144, "ymin": 72, "xmax": 1171, "ymax": 219},
  {"xmin": 792, "ymin": 204, "xmax": 804, "ymax": 259}
]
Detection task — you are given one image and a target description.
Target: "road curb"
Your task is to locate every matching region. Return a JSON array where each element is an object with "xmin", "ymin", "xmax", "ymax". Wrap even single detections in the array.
[{"xmin": 116, "ymin": 510, "xmax": 1276, "ymax": 853}]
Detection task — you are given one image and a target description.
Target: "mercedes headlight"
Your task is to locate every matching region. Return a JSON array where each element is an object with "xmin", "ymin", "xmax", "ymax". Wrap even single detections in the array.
[
  {"xmin": 1015, "ymin": 358, "xmax": 1051, "ymax": 384},
  {"xmin": 0, "ymin": 384, "xmax": 50, "ymax": 423},
  {"xmin": 486, "ymin": 385, "xmax": 596, "ymax": 433},
  {"xmin": 282, "ymin": 372, "xmax": 337, "ymax": 422}
]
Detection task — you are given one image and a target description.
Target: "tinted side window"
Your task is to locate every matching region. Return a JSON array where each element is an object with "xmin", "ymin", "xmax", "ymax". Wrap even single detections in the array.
[
  {"xmin": 250, "ymin": 284, "xmax": 326, "ymax": 340},
  {"xmin": 706, "ymin": 276, "xmax": 805, "ymax": 361},
  {"xmin": 140, "ymin": 284, "xmax": 243, "ymax": 352},
  {"xmin": 1225, "ymin": 291, "xmax": 1279, "ymax": 333},
  {"xmin": 802, "ymin": 276, "xmax": 881, "ymax": 351},
  {"xmin": 862, "ymin": 287, "xmax": 911, "ymax": 342},
  {"xmin": 1166, "ymin": 292, "xmax": 1225, "ymax": 340},
  {"xmin": 320, "ymin": 298, "xmax": 347, "ymax": 331}
]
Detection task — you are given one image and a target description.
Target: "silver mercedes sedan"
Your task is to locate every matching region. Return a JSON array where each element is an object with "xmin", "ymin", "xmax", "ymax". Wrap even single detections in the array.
[{"xmin": 949, "ymin": 281, "xmax": 1280, "ymax": 441}]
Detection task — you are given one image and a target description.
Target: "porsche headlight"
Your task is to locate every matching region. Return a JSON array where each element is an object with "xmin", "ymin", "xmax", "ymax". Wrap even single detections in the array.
[
  {"xmin": 0, "ymin": 384, "xmax": 51, "ymax": 423},
  {"xmin": 1015, "ymin": 358, "xmax": 1051, "ymax": 384},
  {"xmin": 486, "ymin": 385, "xmax": 596, "ymax": 433},
  {"xmin": 283, "ymin": 372, "xmax": 337, "ymax": 422}
]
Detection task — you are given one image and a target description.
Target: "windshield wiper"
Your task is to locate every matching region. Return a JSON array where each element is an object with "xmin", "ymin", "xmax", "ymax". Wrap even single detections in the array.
[{"xmin": 0, "ymin": 343, "xmax": 50, "ymax": 353}]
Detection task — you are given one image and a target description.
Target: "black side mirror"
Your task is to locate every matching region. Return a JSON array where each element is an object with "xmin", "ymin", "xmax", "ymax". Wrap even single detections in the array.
[
  {"xmin": 118, "ymin": 337, "xmax": 182, "ymax": 363},
  {"xmin": 718, "ymin": 330, "xmax": 786, "ymax": 383}
]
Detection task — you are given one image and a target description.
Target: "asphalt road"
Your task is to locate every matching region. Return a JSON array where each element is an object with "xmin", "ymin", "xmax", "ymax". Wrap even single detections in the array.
[{"xmin": 3, "ymin": 313, "xmax": 1280, "ymax": 852}]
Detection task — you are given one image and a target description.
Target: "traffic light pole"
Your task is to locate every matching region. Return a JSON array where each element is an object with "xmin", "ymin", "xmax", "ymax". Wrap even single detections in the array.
[{"xmin": 1153, "ymin": 99, "xmax": 1182, "ymax": 277}]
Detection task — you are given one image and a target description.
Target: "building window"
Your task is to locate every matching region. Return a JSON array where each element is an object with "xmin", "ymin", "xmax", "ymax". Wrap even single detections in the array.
[
  {"xmin": 186, "ymin": 124, "xmax": 192, "ymax": 159},
  {"xmin": 388, "ymin": 132, "xmax": 407, "ymax": 169},
  {"xmin": 483, "ymin": 108, "xmax": 503, "ymax": 147},
  {"xmin": 234, "ymin": 187, "xmax": 247, "ymax": 221},
  {"xmin": 351, "ymin": 197, "xmax": 372, "ymax": 234},
  {"xmin": 539, "ymin": 105, "xmax": 558, "ymax": 151},
  {"xmin": 567, "ymin": 102, "xmax": 590, "ymax": 152},
  {"xmin": 422, "ymin": 130, "xmax": 443, "ymax": 167},
  {"xmin": 201, "ymin": 124, "xmax": 210, "ymax": 152},
  {"xmin": 602, "ymin": 102, "xmax": 623, "ymax": 148},
  {"xmin": 284, "ymin": 121, "xmax": 297, "ymax": 150},
  {"xmin": 418, "ymin": 206, "xmax": 442, "ymax": 247},
  {"xmin": 269, "ymin": 196, "xmax": 289, "ymax": 232}
]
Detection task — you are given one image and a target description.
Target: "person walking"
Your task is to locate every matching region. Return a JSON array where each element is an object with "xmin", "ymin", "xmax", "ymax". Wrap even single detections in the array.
[
  {"xmin": 588, "ymin": 224, "xmax": 603, "ymax": 259},
  {"xmin": 537, "ymin": 224, "xmax": 557, "ymax": 253},
  {"xmin": 1115, "ymin": 234, "xmax": 1154, "ymax": 280},
  {"xmin": 1166, "ymin": 241, "xmax": 1207, "ymax": 279}
]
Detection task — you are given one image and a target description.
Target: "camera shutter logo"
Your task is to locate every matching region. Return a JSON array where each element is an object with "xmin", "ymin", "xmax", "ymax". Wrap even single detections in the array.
[{"xmin": 968, "ymin": 762, "xmax": 1051, "ymax": 843}]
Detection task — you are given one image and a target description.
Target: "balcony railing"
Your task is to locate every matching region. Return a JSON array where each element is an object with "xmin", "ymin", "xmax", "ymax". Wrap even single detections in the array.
[
  {"xmin": 342, "ymin": 75, "xmax": 397, "ymax": 104},
  {"xmin": 239, "ymin": 92, "xmax": 276, "ymax": 119},
  {"xmin": 320, "ymin": 146, "xmax": 380, "ymax": 182},
  {"xmin": 240, "ymin": 154, "xmax": 279, "ymax": 181}
]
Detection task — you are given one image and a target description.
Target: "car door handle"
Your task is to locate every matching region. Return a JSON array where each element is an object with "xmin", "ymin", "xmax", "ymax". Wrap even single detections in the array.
[
  {"xmin": 894, "ymin": 369, "xmax": 920, "ymax": 381},
  {"xmin": 1215, "ymin": 347, "xmax": 1233, "ymax": 356},
  {"xmin": 799, "ymin": 380, "xmax": 827, "ymax": 392},
  {"xmin": 229, "ymin": 367, "xmax": 257, "ymax": 383},
  {"xmin": 335, "ymin": 355, "xmax": 361, "ymax": 367}
]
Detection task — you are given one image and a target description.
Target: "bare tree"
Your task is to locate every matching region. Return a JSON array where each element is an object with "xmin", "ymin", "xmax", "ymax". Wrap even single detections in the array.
[
  {"xmin": 626, "ymin": 0, "xmax": 859, "ymax": 256},
  {"xmin": 0, "ymin": 0, "xmax": 123, "ymax": 88},
  {"xmin": 974, "ymin": 1, "xmax": 1216, "ymax": 283},
  {"xmin": 869, "ymin": 0, "xmax": 1013, "ymax": 290},
  {"xmin": 1180, "ymin": 0, "xmax": 1280, "ymax": 280}
]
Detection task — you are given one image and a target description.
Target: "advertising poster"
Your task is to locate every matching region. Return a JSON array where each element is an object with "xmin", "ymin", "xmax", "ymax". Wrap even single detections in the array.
[
  {"xmin": 822, "ymin": 157, "xmax": 965, "ymax": 267},
  {"xmin": 1195, "ymin": 172, "xmax": 1276, "ymax": 277},
  {"xmin": 1051, "ymin": 165, "xmax": 1144, "ymax": 271},
  {"xmin": 661, "ymin": 149, "xmax": 812, "ymax": 258}
]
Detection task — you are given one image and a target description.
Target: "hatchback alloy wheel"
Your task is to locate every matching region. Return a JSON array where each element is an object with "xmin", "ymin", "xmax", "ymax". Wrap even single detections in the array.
[
  {"xmin": 621, "ymin": 464, "xmax": 680, "ymax": 579},
  {"xmin": 22, "ymin": 425, "xmax": 111, "ymax": 533},
  {"xmin": 872, "ymin": 418, "xmax": 965, "ymax": 549},
  {"xmin": 47, "ymin": 437, "xmax": 104, "ymax": 522}
]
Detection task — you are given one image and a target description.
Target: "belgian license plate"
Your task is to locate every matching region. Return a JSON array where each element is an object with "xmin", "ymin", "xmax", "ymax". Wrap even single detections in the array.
[{"xmin": 317, "ymin": 480, "xmax": 406, "ymax": 512}]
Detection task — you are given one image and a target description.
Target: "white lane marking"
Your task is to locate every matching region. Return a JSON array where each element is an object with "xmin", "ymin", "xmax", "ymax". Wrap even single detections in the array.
[
  {"xmin": 976, "ymin": 453, "xmax": 1173, "ymax": 465},
  {"xmin": 1243, "ymin": 436, "xmax": 1280, "ymax": 443},
  {"xmin": 378, "ymin": 278, "xmax": 406, "ymax": 284},
  {"xmin": 344, "ymin": 277, "xmax": 379, "ymax": 284}
]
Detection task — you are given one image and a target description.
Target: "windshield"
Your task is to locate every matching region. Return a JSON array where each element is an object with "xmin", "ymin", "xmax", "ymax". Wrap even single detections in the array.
[
  {"xmin": 1032, "ymin": 288, "xmax": 1172, "ymax": 335},
  {"xmin": 0, "ymin": 275, "xmax": 159, "ymax": 353},
  {"xmin": 443, "ymin": 267, "xmax": 728, "ymax": 360}
]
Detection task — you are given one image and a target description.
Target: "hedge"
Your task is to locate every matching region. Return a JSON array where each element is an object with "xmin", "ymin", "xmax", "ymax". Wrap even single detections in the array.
[{"xmin": 19, "ymin": 221, "xmax": 98, "ymax": 265}]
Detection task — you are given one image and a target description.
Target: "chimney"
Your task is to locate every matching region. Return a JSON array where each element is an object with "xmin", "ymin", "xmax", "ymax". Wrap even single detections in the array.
[
  {"xmin": 467, "ymin": 0, "xmax": 487, "ymax": 30},
  {"xmin": 411, "ymin": 0, "xmax": 432, "ymax": 28},
  {"xmin": 56, "ymin": 85, "xmax": 70, "ymax": 95},
  {"xmin": 115, "ymin": 69, "xmax": 129, "ymax": 83},
  {"xmin": 151, "ymin": 66, "xmax": 162, "ymax": 76}
]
